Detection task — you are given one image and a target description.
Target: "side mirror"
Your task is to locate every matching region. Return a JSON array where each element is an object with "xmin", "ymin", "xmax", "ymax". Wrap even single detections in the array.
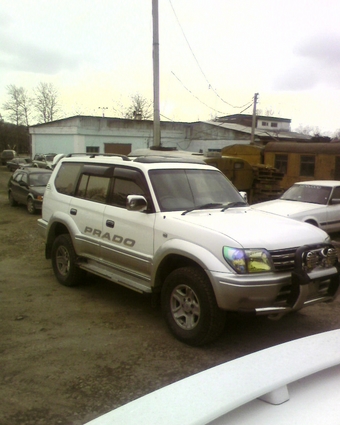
[
  {"xmin": 330, "ymin": 198, "xmax": 340, "ymax": 205},
  {"xmin": 239, "ymin": 191, "xmax": 248, "ymax": 203},
  {"xmin": 126, "ymin": 195, "xmax": 148, "ymax": 212}
]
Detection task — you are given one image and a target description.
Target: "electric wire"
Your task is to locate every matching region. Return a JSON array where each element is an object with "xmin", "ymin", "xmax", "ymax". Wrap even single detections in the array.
[{"xmin": 168, "ymin": 0, "xmax": 252, "ymax": 110}]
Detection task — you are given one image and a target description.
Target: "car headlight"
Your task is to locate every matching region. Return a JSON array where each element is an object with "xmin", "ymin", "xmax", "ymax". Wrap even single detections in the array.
[{"xmin": 223, "ymin": 247, "xmax": 274, "ymax": 274}]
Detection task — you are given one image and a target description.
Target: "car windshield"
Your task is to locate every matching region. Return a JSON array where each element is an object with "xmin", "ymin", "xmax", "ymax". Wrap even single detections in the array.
[
  {"xmin": 45, "ymin": 154, "xmax": 56, "ymax": 161},
  {"xmin": 149, "ymin": 169, "xmax": 245, "ymax": 211},
  {"xmin": 281, "ymin": 184, "xmax": 331, "ymax": 205},
  {"xmin": 29, "ymin": 173, "xmax": 51, "ymax": 186}
]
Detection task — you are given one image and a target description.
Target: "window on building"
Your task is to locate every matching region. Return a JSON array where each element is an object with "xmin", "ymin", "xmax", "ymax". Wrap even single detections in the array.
[
  {"xmin": 300, "ymin": 155, "xmax": 315, "ymax": 177},
  {"xmin": 86, "ymin": 146, "xmax": 100, "ymax": 153},
  {"xmin": 270, "ymin": 123, "xmax": 278, "ymax": 128},
  {"xmin": 261, "ymin": 122, "xmax": 268, "ymax": 126},
  {"xmin": 274, "ymin": 154, "xmax": 288, "ymax": 174}
]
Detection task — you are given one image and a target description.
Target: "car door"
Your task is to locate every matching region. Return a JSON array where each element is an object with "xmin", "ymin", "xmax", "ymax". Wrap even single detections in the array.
[
  {"xmin": 11, "ymin": 171, "xmax": 28, "ymax": 204},
  {"xmin": 69, "ymin": 165, "xmax": 111, "ymax": 259},
  {"xmin": 326, "ymin": 186, "xmax": 340, "ymax": 232},
  {"xmin": 101, "ymin": 167, "xmax": 155, "ymax": 290}
]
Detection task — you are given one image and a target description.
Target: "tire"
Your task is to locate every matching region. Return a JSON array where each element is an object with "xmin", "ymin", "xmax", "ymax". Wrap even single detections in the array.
[
  {"xmin": 8, "ymin": 191, "xmax": 18, "ymax": 206},
  {"xmin": 51, "ymin": 234, "xmax": 85, "ymax": 287},
  {"xmin": 27, "ymin": 197, "xmax": 36, "ymax": 214},
  {"xmin": 161, "ymin": 267, "xmax": 226, "ymax": 346}
]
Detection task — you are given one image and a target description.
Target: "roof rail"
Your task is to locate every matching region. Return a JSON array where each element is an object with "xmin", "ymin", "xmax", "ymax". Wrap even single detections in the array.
[{"xmin": 65, "ymin": 153, "xmax": 131, "ymax": 161}]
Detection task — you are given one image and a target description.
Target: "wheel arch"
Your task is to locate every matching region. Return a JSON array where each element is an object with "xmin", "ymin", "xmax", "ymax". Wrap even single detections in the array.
[
  {"xmin": 154, "ymin": 254, "xmax": 204, "ymax": 291},
  {"xmin": 46, "ymin": 221, "xmax": 71, "ymax": 259},
  {"xmin": 304, "ymin": 218, "xmax": 319, "ymax": 227},
  {"xmin": 152, "ymin": 239, "xmax": 228, "ymax": 293}
]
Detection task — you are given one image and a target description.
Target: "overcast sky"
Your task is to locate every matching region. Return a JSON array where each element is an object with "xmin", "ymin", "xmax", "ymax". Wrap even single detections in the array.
[{"xmin": 1, "ymin": 0, "xmax": 340, "ymax": 133}]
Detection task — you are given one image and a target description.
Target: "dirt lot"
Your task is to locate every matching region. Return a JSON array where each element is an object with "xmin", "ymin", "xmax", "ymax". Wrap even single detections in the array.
[{"xmin": 1, "ymin": 164, "xmax": 340, "ymax": 425}]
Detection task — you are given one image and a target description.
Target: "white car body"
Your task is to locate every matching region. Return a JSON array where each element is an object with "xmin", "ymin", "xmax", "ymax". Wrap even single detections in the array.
[
  {"xmin": 84, "ymin": 329, "xmax": 340, "ymax": 425},
  {"xmin": 252, "ymin": 180, "xmax": 340, "ymax": 233},
  {"xmin": 38, "ymin": 158, "xmax": 340, "ymax": 345}
]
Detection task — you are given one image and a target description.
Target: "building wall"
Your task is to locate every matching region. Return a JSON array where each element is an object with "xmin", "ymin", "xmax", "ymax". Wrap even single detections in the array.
[
  {"xmin": 264, "ymin": 151, "xmax": 340, "ymax": 189},
  {"xmin": 29, "ymin": 116, "xmax": 252, "ymax": 157}
]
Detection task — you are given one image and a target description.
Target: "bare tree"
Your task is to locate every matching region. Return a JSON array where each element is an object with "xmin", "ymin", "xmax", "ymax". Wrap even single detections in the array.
[
  {"xmin": 294, "ymin": 125, "xmax": 321, "ymax": 136},
  {"xmin": 124, "ymin": 94, "xmax": 152, "ymax": 120},
  {"xmin": 3, "ymin": 85, "xmax": 33, "ymax": 126},
  {"xmin": 34, "ymin": 82, "xmax": 60, "ymax": 123}
]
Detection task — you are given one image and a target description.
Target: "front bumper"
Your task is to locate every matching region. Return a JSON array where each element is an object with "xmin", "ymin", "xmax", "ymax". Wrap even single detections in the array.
[{"xmin": 209, "ymin": 247, "xmax": 340, "ymax": 316}]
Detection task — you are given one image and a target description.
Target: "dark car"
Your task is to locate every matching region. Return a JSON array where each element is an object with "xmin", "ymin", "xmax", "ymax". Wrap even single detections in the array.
[
  {"xmin": 32, "ymin": 153, "xmax": 57, "ymax": 169},
  {"xmin": 1, "ymin": 149, "xmax": 17, "ymax": 165},
  {"xmin": 8, "ymin": 168, "xmax": 52, "ymax": 214},
  {"xmin": 6, "ymin": 157, "xmax": 32, "ymax": 172}
]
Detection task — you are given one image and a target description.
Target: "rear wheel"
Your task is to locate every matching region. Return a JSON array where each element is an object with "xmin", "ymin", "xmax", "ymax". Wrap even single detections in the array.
[
  {"xmin": 161, "ymin": 267, "xmax": 226, "ymax": 346},
  {"xmin": 51, "ymin": 235, "xmax": 85, "ymax": 286},
  {"xmin": 8, "ymin": 191, "xmax": 18, "ymax": 206}
]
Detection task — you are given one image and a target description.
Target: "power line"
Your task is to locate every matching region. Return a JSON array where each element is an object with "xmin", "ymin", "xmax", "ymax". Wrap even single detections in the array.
[
  {"xmin": 171, "ymin": 72, "xmax": 229, "ymax": 114},
  {"xmin": 168, "ymin": 0, "xmax": 251, "ymax": 110}
]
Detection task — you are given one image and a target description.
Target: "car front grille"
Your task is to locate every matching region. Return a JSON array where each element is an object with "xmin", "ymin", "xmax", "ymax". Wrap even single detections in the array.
[{"xmin": 270, "ymin": 248, "xmax": 297, "ymax": 272}]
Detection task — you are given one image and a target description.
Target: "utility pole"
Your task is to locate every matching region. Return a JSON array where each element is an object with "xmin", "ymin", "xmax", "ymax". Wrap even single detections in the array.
[
  {"xmin": 250, "ymin": 93, "xmax": 258, "ymax": 145},
  {"xmin": 152, "ymin": 0, "xmax": 161, "ymax": 147}
]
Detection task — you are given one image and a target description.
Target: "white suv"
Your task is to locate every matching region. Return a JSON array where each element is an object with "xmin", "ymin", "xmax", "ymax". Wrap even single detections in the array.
[{"xmin": 38, "ymin": 154, "xmax": 340, "ymax": 345}]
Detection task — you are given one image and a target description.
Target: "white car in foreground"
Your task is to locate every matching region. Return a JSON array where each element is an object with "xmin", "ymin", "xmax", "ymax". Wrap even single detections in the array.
[
  {"xmin": 252, "ymin": 180, "xmax": 340, "ymax": 233},
  {"xmin": 84, "ymin": 329, "xmax": 340, "ymax": 425}
]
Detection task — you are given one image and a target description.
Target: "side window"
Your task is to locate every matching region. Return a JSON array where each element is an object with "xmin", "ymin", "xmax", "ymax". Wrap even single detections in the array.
[
  {"xmin": 55, "ymin": 163, "xmax": 82, "ymax": 195},
  {"xmin": 111, "ymin": 178, "xmax": 145, "ymax": 208},
  {"xmin": 300, "ymin": 155, "xmax": 315, "ymax": 177},
  {"xmin": 331, "ymin": 187, "xmax": 340, "ymax": 200},
  {"xmin": 76, "ymin": 175, "xmax": 110, "ymax": 204},
  {"xmin": 13, "ymin": 172, "xmax": 23, "ymax": 182}
]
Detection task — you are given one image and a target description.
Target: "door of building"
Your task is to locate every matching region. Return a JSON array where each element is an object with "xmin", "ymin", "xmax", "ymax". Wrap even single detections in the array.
[{"xmin": 104, "ymin": 143, "xmax": 132, "ymax": 155}]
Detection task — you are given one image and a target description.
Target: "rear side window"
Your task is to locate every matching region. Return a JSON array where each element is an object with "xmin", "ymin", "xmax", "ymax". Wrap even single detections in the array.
[
  {"xmin": 55, "ymin": 163, "xmax": 82, "ymax": 195},
  {"xmin": 76, "ymin": 174, "xmax": 110, "ymax": 204}
]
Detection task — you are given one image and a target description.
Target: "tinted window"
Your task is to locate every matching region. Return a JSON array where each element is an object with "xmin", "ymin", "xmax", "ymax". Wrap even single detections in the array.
[
  {"xmin": 76, "ymin": 174, "xmax": 110, "ymax": 204},
  {"xmin": 55, "ymin": 163, "xmax": 82, "ymax": 195}
]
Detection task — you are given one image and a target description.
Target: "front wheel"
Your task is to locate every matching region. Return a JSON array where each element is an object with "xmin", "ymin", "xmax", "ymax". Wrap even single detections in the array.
[
  {"xmin": 27, "ymin": 197, "xmax": 36, "ymax": 214},
  {"xmin": 51, "ymin": 234, "xmax": 85, "ymax": 286},
  {"xmin": 161, "ymin": 267, "xmax": 226, "ymax": 346}
]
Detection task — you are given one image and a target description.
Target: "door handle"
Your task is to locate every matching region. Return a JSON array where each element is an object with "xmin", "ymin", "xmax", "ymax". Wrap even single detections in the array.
[
  {"xmin": 70, "ymin": 208, "xmax": 77, "ymax": 215},
  {"xmin": 106, "ymin": 220, "xmax": 115, "ymax": 228}
]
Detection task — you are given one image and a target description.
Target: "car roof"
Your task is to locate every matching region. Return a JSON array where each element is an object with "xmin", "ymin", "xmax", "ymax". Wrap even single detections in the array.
[
  {"xmin": 294, "ymin": 180, "xmax": 340, "ymax": 187},
  {"xmin": 59, "ymin": 154, "xmax": 214, "ymax": 171},
  {"xmin": 18, "ymin": 167, "xmax": 52, "ymax": 174}
]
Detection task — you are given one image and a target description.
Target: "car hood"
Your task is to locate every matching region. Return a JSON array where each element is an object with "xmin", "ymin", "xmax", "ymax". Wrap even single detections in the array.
[
  {"xmin": 169, "ymin": 207, "xmax": 328, "ymax": 249},
  {"xmin": 251, "ymin": 199, "xmax": 321, "ymax": 217}
]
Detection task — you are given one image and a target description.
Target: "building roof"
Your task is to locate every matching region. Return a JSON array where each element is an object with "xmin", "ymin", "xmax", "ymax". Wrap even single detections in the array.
[
  {"xmin": 265, "ymin": 141, "xmax": 340, "ymax": 154},
  {"xmin": 203, "ymin": 121, "xmax": 311, "ymax": 141}
]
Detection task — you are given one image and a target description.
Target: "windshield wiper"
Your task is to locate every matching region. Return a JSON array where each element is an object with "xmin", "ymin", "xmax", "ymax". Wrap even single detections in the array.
[
  {"xmin": 221, "ymin": 201, "xmax": 247, "ymax": 211},
  {"xmin": 181, "ymin": 203, "xmax": 223, "ymax": 215}
]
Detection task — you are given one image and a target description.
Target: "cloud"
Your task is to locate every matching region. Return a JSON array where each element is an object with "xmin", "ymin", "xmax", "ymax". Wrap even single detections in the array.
[
  {"xmin": 0, "ymin": 30, "xmax": 80, "ymax": 75},
  {"xmin": 273, "ymin": 33, "xmax": 340, "ymax": 91},
  {"xmin": 296, "ymin": 33, "xmax": 340, "ymax": 66}
]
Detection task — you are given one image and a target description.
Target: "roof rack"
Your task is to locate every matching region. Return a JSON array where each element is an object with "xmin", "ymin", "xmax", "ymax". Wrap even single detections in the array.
[
  {"xmin": 133, "ymin": 156, "xmax": 206, "ymax": 164},
  {"xmin": 65, "ymin": 153, "xmax": 131, "ymax": 161}
]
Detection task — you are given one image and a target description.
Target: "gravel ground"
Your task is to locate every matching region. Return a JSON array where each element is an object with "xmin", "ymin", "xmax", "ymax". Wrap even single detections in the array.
[{"xmin": 1, "ymin": 164, "xmax": 340, "ymax": 425}]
